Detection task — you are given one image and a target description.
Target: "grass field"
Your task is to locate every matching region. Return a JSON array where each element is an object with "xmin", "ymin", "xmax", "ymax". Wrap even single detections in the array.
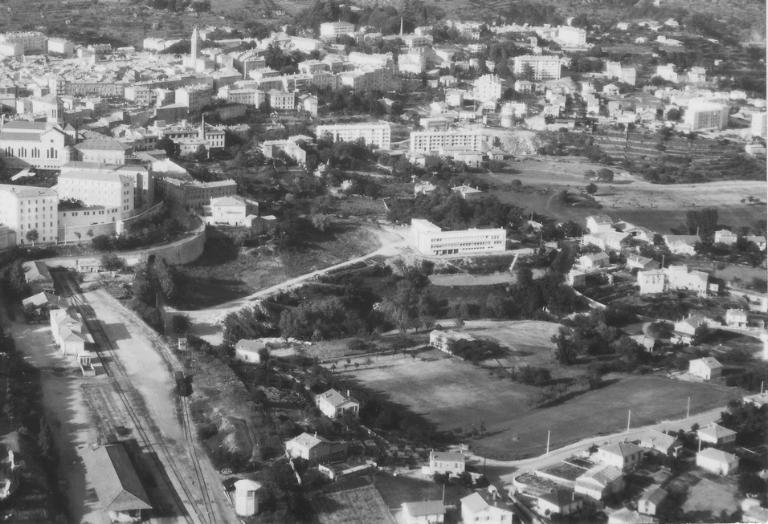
[
  {"xmin": 471, "ymin": 375, "xmax": 739, "ymax": 460},
  {"xmin": 681, "ymin": 475, "xmax": 740, "ymax": 521},
  {"xmin": 342, "ymin": 350, "xmax": 540, "ymax": 435}
]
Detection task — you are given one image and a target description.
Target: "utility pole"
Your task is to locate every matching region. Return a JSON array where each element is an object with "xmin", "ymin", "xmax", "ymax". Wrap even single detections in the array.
[
  {"xmin": 546, "ymin": 430, "xmax": 551, "ymax": 455},
  {"xmin": 686, "ymin": 396, "xmax": 690, "ymax": 419},
  {"xmin": 626, "ymin": 409, "xmax": 631, "ymax": 435}
]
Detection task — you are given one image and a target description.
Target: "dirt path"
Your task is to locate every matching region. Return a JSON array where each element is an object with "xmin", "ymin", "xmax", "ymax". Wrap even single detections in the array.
[{"xmin": 182, "ymin": 224, "xmax": 411, "ymax": 345}]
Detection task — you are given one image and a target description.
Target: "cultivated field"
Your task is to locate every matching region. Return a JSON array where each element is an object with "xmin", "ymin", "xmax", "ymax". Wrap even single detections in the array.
[
  {"xmin": 313, "ymin": 485, "xmax": 396, "ymax": 524},
  {"xmin": 681, "ymin": 475, "xmax": 740, "ymax": 519}
]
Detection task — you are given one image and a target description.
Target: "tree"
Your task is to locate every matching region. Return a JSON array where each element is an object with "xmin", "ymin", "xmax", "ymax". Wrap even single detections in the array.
[
  {"xmin": 666, "ymin": 108, "xmax": 682, "ymax": 121},
  {"xmin": 100, "ymin": 253, "xmax": 125, "ymax": 271},
  {"xmin": 311, "ymin": 213, "xmax": 332, "ymax": 233},
  {"xmin": 171, "ymin": 314, "xmax": 190, "ymax": 336},
  {"xmin": 686, "ymin": 208, "xmax": 718, "ymax": 239},
  {"xmin": 596, "ymin": 168, "xmax": 614, "ymax": 182},
  {"xmin": 585, "ymin": 183, "xmax": 598, "ymax": 194},
  {"xmin": 25, "ymin": 229, "xmax": 39, "ymax": 245}
]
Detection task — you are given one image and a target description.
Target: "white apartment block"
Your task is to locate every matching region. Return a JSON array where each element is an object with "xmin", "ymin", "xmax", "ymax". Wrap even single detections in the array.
[
  {"xmin": 685, "ymin": 99, "xmax": 729, "ymax": 130},
  {"xmin": 226, "ymin": 87, "xmax": 266, "ymax": 107},
  {"xmin": 655, "ymin": 63, "xmax": 679, "ymax": 83},
  {"xmin": 555, "ymin": 26, "xmax": 587, "ymax": 47},
  {"xmin": 0, "ymin": 121, "xmax": 71, "ymax": 169},
  {"xmin": 513, "ymin": 55, "xmax": 562, "ymax": 81},
  {"xmin": 605, "ymin": 61, "xmax": 637, "ymax": 86},
  {"xmin": 338, "ymin": 67, "xmax": 398, "ymax": 93},
  {"xmin": 473, "ymin": 74, "xmax": 504, "ymax": 104},
  {"xmin": 175, "ymin": 84, "xmax": 213, "ymax": 113},
  {"xmin": 319, "ymin": 21, "xmax": 356, "ymax": 40},
  {"xmin": 409, "ymin": 129, "xmax": 490, "ymax": 154},
  {"xmin": 411, "ymin": 219, "xmax": 506, "ymax": 256},
  {"xmin": 0, "ymin": 184, "xmax": 58, "ymax": 244},
  {"xmin": 0, "ymin": 31, "xmax": 47, "ymax": 54},
  {"xmin": 316, "ymin": 121, "xmax": 391, "ymax": 149},
  {"xmin": 57, "ymin": 169, "xmax": 135, "ymax": 218},
  {"xmin": 47, "ymin": 38, "xmax": 74, "ymax": 57},
  {"xmin": 750, "ymin": 112, "xmax": 766, "ymax": 138},
  {"xmin": 268, "ymin": 90, "xmax": 296, "ymax": 111}
]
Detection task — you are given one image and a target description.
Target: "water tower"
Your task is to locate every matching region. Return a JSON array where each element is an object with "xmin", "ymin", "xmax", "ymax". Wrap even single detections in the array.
[{"xmin": 234, "ymin": 479, "xmax": 262, "ymax": 516}]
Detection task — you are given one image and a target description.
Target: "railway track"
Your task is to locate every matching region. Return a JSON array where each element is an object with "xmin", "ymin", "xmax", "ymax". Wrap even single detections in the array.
[{"xmin": 50, "ymin": 269, "xmax": 218, "ymax": 524}]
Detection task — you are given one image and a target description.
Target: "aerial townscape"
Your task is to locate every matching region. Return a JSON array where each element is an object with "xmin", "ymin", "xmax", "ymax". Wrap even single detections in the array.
[{"xmin": 0, "ymin": 0, "xmax": 766, "ymax": 522}]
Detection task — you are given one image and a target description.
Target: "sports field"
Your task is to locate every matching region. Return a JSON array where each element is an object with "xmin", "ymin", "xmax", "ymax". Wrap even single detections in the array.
[{"xmin": 341, "ymin": 320, "xmax": 741, "ymax": 460}]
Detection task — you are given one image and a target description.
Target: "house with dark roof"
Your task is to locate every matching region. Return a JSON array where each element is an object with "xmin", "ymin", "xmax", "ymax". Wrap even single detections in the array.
[
  {"xmin": 533, "ymin": 488, "xmax": 582, "ymax": 517},
  {"xmin": 87, "ymin": 443, "xmax": 152, "ymax": 522}
]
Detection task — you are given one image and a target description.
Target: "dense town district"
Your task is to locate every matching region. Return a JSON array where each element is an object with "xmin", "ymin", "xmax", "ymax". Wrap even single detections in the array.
[{"xmin": 0, "ymin": 0, "xmax": 765, "ymax": 522}]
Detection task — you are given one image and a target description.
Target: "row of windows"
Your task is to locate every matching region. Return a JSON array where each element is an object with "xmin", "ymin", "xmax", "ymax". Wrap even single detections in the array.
[{"xmin": 2, "ymin": 146, "xmax": 59, "ymax": 158}]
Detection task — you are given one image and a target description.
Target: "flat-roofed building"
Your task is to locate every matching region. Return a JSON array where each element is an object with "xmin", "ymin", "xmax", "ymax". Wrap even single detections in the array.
[
  {"xmin": 409, "ymin": 129, "xmax": 490, "ymax": 154},
  {"xmin": 58, "ymin": 165, "xmax": 135, "ymax": 217},
  {"xmin": 319, "ymin": 21, "xmax": 356, "ymax": 40},
  {"xmin": 316, "ymin": 121, "xmax": 391, "ymax": 149},
  {"xmin": 411, "ymin": 218, "xmax": 505, "ymax": 256},
  {"xmin": 0, "ymin": 183, "xmax": 58, "ymax": 244},
  {"xmin": 513, "ymin": 55, "xmax": 562, "ymax": 81},
  {"xmin": 684, "ymin": 99, "xmax": 729, "ymax": 130}
]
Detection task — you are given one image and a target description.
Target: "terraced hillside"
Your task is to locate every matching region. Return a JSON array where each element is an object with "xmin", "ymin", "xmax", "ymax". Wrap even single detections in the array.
[{"xmin": 594, "ymin": 130, "xmax": 766, "ymax": 184}]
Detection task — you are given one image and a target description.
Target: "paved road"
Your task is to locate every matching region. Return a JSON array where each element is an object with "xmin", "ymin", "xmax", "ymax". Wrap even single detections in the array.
[
  {"xmin": 458, "ymin": 406, "xmax": 725, "ymax": 485},
  {"xmin": 181, "ymin": 225, "xmax": 411, "ymax": 345}
]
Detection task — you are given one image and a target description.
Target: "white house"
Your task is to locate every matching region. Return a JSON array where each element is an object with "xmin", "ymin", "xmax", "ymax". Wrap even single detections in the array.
[
  {"xmin": 586, "ymin": 215, "xmax": 615, "ymax": 234},
  {"xmin": 401, "ymin": 500, "xmax": 445, "ymax": 524},
  {"xmin": 578, "ymin": 252, "xmax": 610, "ymax": 270},
  {"xmin": 697, "ymin": 423, "xmax": 736, "ymax": 445},
  {"xmin": 637, "ymin": 270, "xmax": 666, "ymax": 295},
  {"xmin": 533, "ymin": 489, "xmax": 582, "ymax": 517},
  {"xmin": 429, "ymin": 330, "xmax": 474, "ymax": 353},
  {"xmin": 595, "ymin": 442, "xmax": 643, "ymax": 471},
  {"xmin": 663, "ymin": 234, "xmax": 699, "ymax": 255},
  {"xmin": 428, "ymin": 450, "xmax": 465, "ymax": 476},
  {"xmin": 724, "ymin": 308, "xmax": 748, "ymax": 328},
  {"xmin": 688, "ymin": 357, "xmax": 722, "ymax": 381},
  {"xmin": 208, "ymin": 196, "xmax": 254, "ymax": 227},
  {"xmin": 607, "ymin": 507, "xmax": 656, "ymax": 524},
  {"xmin": 714, "ymin": 229, "xmax": 738, "ymax": 246},
  {"xmin": 50, "ymin": 307, "xmax": 92, "ymax": 357},
  {"xmin": 639, "ymin": 430, "xmax": 677, "ymax": 456},
  {"xmin": 574, "ymin": 464, "xmax": 624, "ymax": 501},
  {"xmin": 460, "ymin": 491, "xmax": 514, "ymax": 524},
  {"xmin": 696, "ymin": 447, "xmax": 738, "ymax": 475},
  {"xmin": 315, "ymin": 389, "xmax": 359, "ymax": 419},
  {"xmin": 638, "ymin": 486, "xmax": 667, "ymax": 516},
  {"xmin": 673, "ymin": 315, "xmax": 711, "ymax": 344},
  {"xmin": 284, "ymin": 432, "xmax": 345, "ymax": 462}
]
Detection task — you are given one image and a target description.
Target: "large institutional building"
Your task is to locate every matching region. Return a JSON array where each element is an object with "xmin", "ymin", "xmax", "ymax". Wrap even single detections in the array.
[
  {"xmin": 0, "ymin": 184, "xmax": 59, "ymax": 245},
  {"xmin": 684, "ymin": 99, "xmax": 729, "ymax": 131},
  {"xmin": 410, "ymin": 219, "xmax": 506, "ymax": 256},
  {"xmin": 315, "ymin": 121, "xmax": 391, "ymax": 149},
  {"xmin": 409, "ymin": 129, "xmax": 490, "ymax": 154},
  {"xmin": 0, "ymin": 120, "xmax": 71, "ymax": 169}
]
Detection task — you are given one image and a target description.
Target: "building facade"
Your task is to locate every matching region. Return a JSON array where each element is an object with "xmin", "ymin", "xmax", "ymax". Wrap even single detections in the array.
[
  {"xmin": 411, "ymin": 219, "xmax": 506, "ymax": 256},
  {"xmin": 316, "ymin": 121, "xmax": 391, "ymax": 149},
  {"xmin": 0, "ymin": 184, "xmax": 58, "ymax": 244}
]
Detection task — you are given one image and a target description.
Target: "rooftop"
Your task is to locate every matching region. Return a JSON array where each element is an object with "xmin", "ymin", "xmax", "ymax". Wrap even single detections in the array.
[{"xmin": 88, "ymin": 444, "xmax": 152, "ymax": 512}]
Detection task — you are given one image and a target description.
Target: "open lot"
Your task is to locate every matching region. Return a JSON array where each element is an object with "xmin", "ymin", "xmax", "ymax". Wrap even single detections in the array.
[{"xmin": 681, "ymin": 474, "xmax": 740, "ymax": 520}]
